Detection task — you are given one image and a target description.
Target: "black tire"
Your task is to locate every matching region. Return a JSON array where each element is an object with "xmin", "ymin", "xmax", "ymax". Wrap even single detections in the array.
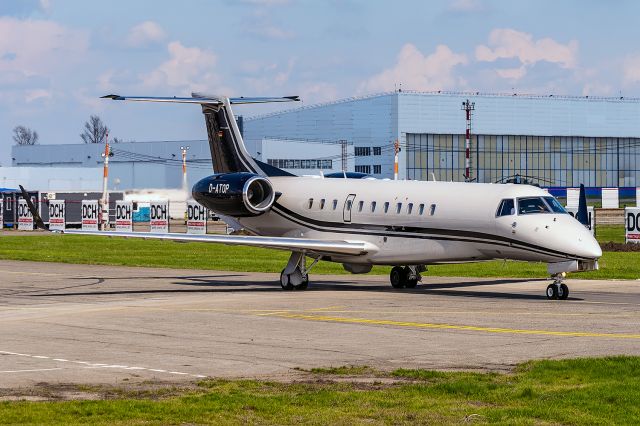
[
  {"xmin": 293, "ymin": 275, "xmax": 309, "ymax": 291},
  {"xmin": 403, "ymin": 266, "xmax": 419, "ymax": 288},
  {"xmin": 280, "ymin": 269, "xmax": 293, "ymax": 290},
  {"xmin": 405, "ymin": 278, "xmax": 418, "ymax": 288},
  {"xmin": 559, "ymin": 283, "xmax": 569, "ymax": 300},
  {"xmin": 390, "ymin": 266, "xmax": 406, "ymax": 288},
  {"xmin": 546, "ymin": 283, "xmax": 559, "ymax": 300}
]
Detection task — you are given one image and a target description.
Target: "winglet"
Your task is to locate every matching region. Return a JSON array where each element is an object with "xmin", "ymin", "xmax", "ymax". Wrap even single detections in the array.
[
  {"xmin": 18, "ymin": 185, "xmax": 46, "ymax": 230},
  {"xmin": 576, "ymin": 184, "xmax": 590, "ymax": 229},
  {"xmin": 101, "ymin": 94, "xmax": 124, "ymax": 100}
]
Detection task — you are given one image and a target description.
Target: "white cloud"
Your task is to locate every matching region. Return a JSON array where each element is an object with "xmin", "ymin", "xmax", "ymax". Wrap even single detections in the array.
[
  {"xmin": 238, "ymin": 0, "xmax": 290, "ymax": 6},
  {"xmin": 39, "ymin": 0, "xmax": 52, "ymax": 13},
  {"xmin": 0, "ymin": 17, "xmax": 88, "ymax": 78},
  {"xmin": 25, "ymin": 88, "xmax": 52, "ymax": 102},
  {"xmin": 126, "ymin": 21, "xmax": 167, "ymax": 48},
  {"xmin": 142, "ymin": 41, "xmax": 228, "ymax": 93},
  {"xmin": 246, "ymin": 24, "xmax": 294, "ymax": 40},
  {"xmin": 359, "ymin": 43, "xmax": 468, "ymax": 93},
  {"xmin": 243, "ymin": 58, "xmax": 295, "ymax": 92},
  {"xmin": 449, "ymin": 0, "xmax": 483, "ymax": 12},
  {"xmin": 298, "ymin": 82, "xmax": 339, "ymax": 104},
  {"xmin": 475, "ymin": 29, "xmax": 578, "ymax": 80},
  {"xmin": 623, "ymin": 54, "xmax": 640, "ymax": 85}
]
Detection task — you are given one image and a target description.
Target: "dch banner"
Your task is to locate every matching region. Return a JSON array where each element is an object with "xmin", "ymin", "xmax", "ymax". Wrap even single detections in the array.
[
  {"xmin": 17, "ymin": 199, "xmax": 34, "ymax": 230},
  {"xmin": 150, "ymin": 201, "xmax": 169, "ymax": 233},
  {"xmin": 626, "ymin": 207, "xmax": 640, "ymax": 244},
  {"xmin": 187, "ymin": 200, "xmax": 207, "ymax": 235},
  {"xmin": 565, "ymin": 206, "xmax": 595, "ymax": 236},
  {"xmin": 115, "ymin": 201, "xmax": 133, "ymax": 232},
  {"xmin": 48, "ymin": 200, "xmax": 65, "ymax": 231},
  {"xmin": 82, "ymin": 200, "xmax": 99, "ymax": 231}
]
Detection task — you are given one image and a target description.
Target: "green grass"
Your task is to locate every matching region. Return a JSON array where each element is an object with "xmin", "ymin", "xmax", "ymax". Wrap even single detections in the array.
[
  {"xmin": 0, "ymin": 234, "xmax": 639, "ymax": 279},
  {"xmin": 596, "ymin": 225, "xmax": 625, "ymax": 244},
  {"xmin": 2, "ymin": 357, "xmax": 640, "ymax": 425}
]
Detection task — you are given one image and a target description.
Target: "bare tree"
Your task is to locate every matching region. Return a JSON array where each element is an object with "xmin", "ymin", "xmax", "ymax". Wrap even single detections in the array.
[
  {"xmin": 12, "ymin": 126, "xmax": 39, "ymax": 145},
  {"xmin": 80, "ymin": 115, "xmax": 109, "ymax": 144},
  {"xmin": 112, "ymin": 137, "xmax": 123, "ymax": 143}
]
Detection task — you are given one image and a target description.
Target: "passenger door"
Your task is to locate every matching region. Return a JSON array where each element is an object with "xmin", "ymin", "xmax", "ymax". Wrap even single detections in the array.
[{"xmin": 343, "ymin": 194, "xmax": 356, "ymax": 222}]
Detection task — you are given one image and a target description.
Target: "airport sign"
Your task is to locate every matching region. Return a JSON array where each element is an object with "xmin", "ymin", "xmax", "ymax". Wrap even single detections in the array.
[
  {"xmin": 150, "ymin": 201, "xmax": 169, "ymax": 233},
  {"xmin": 187, "ymin": 200, "xmax": 207, "ymax": 235},
  {"xmin": 115, "ymin": 200, "xmax": 133, "ymax": 232},
  {"xmin": 626, "ymin": 207, "xmax": 640, "ymax": 244},
  {"xmin": 48, "ymin": 200, "xmax": 65, "ymax": 231},
  {"xmin": 82, "ymin": 200, "xmax": 99, "ymax": 231},
  {"xmin": 17, "ymin": 198, "xmax": 34, "ymax": 231}
]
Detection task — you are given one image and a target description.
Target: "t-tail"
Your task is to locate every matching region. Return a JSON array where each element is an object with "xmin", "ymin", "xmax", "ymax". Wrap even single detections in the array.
[
  {"xmin": 576, "ymin": 183, "xmax": 590, "ymax": 229},
  {"xmin": 101, "ymin": 93, "xmax": 300, "ymax": 176}
]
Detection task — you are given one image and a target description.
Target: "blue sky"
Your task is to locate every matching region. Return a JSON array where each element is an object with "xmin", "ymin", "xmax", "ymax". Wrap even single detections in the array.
[{"xmin": 1, "ymin": 0, "xmax": 640, "ymax": 164}]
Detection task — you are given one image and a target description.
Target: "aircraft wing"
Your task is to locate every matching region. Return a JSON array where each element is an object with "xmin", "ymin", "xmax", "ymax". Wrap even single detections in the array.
[{"xmin": 62, "ymin": 230, "xmax": 377, "ymax": 256}]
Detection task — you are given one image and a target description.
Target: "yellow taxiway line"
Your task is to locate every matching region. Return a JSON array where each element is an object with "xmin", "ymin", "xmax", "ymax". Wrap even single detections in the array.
[{"xmin": 264, "ymin": 312, "xmax": 640, "ymax": 339}]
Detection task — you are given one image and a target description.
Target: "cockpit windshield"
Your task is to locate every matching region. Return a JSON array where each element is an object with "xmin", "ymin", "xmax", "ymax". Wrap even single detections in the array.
[
  {"xmin": 517, "ymin": 196, "xmax": 568, "ymax": 215},
  {"xmin": 543, "ymin": 196, "xmax": 567, "ymax": 213},
  {"xmin": 518, "ymin": 197, "xmax": 550, "ymax": 215}
]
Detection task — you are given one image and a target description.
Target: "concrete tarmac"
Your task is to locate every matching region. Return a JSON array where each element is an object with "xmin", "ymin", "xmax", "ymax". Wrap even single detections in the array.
[{"xmin": 1, "ymin": 259, "xmax": 640, "ymax": 388}]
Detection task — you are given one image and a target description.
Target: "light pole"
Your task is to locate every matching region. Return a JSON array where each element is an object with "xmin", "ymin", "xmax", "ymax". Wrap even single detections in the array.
[
  {"xmin": 100, "ymin": 132, "xmax": 112, "ymax": 230},
  {"xmin": 180, "ymin": 145, "xmax": 190, "ymax": 192}
]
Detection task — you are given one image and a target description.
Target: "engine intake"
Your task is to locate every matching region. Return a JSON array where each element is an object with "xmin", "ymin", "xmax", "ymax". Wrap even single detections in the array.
[{"xmin": 192, "ymin": 172, "xmax": 276, "ymax": 217}]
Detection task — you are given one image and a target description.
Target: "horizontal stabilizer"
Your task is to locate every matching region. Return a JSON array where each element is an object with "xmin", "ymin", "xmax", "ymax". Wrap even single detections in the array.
[{"xmin": 101, "ymin": 94, "xmax": 300, "ymax": 105}]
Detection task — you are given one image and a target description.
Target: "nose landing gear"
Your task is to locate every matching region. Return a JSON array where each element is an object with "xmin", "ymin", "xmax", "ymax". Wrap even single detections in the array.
[{"xmin": 546, "ymin": 274, "xmax": 569, "ymax": 300}]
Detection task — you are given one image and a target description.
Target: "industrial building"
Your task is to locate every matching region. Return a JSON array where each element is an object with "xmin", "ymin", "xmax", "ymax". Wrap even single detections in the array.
[
  {"xmin": 9, "ymin": 90, "xmax": 640, "ymax": 192},
  {"xmin": 244, "ymin": 91, "xmax": 640, "ymax": 188}
]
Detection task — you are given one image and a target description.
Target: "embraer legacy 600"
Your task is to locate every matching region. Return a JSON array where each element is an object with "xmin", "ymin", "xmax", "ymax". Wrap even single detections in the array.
[{"xmin": 27, "ymin": 94, "xmax": 602, "ymax": 300}]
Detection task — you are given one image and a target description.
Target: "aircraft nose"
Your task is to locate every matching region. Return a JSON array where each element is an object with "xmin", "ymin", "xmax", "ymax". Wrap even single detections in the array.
[{"xmin": 576, "ymin": 230, "xmax": 602, "ymax": 259}]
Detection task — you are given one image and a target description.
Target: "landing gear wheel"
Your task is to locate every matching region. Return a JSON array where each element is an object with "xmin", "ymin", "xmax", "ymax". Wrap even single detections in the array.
[
  {"xmin": 390, "ymin": 266, "xmax": 406, "ymax": 288},
  {"xmin": 293, "ymin": 275, "xmax": 309, "ymax": 291},
  {"xmin": 558, "ymin": 283, "xmax": 569, "ymax": 300},
  {"xmin": 403, "ymin": 266, "xmax": 419, "ymax": 288},
  {"xmin": 280, "ymin": 269, "xmax": 294, "ymax": 290},
  {"xmin": 546, "ymin": 283, "xmax": 559, "ymax": 300}
]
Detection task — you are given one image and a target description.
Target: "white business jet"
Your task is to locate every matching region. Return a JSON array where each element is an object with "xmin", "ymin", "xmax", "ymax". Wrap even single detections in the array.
[{"xmin": 24, "ymin": 94, "xmax": 602, "ymax": 300}]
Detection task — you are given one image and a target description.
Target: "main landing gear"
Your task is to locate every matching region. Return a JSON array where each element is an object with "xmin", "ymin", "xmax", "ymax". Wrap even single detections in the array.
[
  {"xmin": 280, "ymin": 252, "xmax": 319, "ymax": 291},
  {"xmin": 546, "ymin": 273, "xmax": 569, "ymax": 300},
  {"xmin": 390, "ymin": 265, "xmax": 423, "ymax": 289}
]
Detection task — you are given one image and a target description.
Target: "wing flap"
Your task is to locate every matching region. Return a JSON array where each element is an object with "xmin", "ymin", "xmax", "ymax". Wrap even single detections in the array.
[{"xmin": 62, "ymin": 230, "xmax": 376, "ymax": 256}]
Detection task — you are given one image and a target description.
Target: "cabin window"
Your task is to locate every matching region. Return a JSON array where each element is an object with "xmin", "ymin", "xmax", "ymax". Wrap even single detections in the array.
[
  {"xmin": 429, "ymin": 204, "xmax": 436, "ymax": 216},
  {"xmin": 332, "ymin": 199, "xmax": 338, "ymax": 210},
  {"xmin": 308, "ymin": 198, "xmax": 313, "ymax": 209},
  {"xmin": 418, "ymin": 203, "xmax": 424, "ymax": 215},
  {"xmin": 496, "ymin": 199, "xmax": 515, "ymax": 217},
  {"xmin": 396, "ymin": 203, "xmax": 402, "ymax": 214},
  {"xmin": 518, "ymin": 197, "xmax": 550, "ymax": 215},
  {"xmin": 346, "ymin": 199, "xmax": 353, "ymax": 211},
  {"xmin": 371, "ymin": 201, "xmax": 377, "ymax": 212},
  {"xmin": 358, "ymin": 200, "xmax": 364, "ymax": 212},
  {"xmin": 384, "ymin": 202, "xmax": 390, "ymax": 213},
  {"xmin": 407, "ymin": 203, "xmax": 413, "ymax": 214},
  {"xmin": 320, "ymin": 198, "xmax": 326, "ymax": 210},
  {"xmin": 543, "ymin": 197, "xmax": 567, "ymax": 213}
]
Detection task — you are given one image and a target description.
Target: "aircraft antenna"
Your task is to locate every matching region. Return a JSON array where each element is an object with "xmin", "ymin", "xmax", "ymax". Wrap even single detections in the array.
[{"xmin": 461, "ymin": 99, "xmax": 475, "ymax": 182}]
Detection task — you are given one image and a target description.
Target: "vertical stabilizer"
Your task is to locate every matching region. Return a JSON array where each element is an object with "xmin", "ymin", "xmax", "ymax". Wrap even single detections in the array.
[{"xmin": 576, "ymin": 184, "xmax": 590, "ymax": 228}]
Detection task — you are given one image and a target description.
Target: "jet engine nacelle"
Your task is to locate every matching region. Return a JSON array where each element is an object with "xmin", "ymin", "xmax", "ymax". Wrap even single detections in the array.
[{"xmin": 192, "ymin": 172, "xmax": 276, "ymax": 217}]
